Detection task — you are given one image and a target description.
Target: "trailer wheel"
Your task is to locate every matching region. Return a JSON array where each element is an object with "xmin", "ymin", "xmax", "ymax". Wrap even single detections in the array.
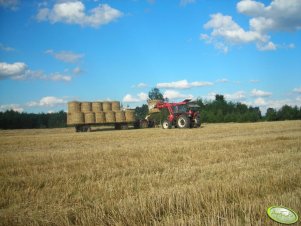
[
  {"xmin": 177, "ymin": 115, "xmax": 190, "ymax": 128},
  {"xmin": 121, "ymin": 124, "xmax": 129, "ymax": 130},
  {"xmin": 115, "ymin": 123, "xmax": 121, "ymax": 130},
  {"xmin": 162, "ymin": 120, "xmax": 171, "ymax": 129}
]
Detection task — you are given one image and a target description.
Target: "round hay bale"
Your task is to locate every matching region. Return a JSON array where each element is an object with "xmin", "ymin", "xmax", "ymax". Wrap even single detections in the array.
[
  {"xmin": 111, "ymin": 101, "xmax": 121, "ymax": 111},
  {"xmin": 115, "ymin": 111, "xmax": 125, "ymax": 123},
  {"xmin": 68, "ymin": 101, "xmax": 81, "ymax": 113},
  {"xmin": 102, "ymin": 101, "xmax": 112, "ymax": 112},
  {"xmin": 125, "ymin": 109, "xmax": 135, "ymax": 122},
  {"xmin": 92, "ymin": 102, "xmax": 103, "ymax": 112},
  {"xmin": 69, "ymin": 112, "xmax": 84, "ymax": 124},
  {"xmin": 81, "ymin": 102, "xmax": 92, "ymax": 113},
  {"xmin": 147, "ymin": 99, "xmax": 162, "ymax": 111},
  {"xmin": 149, "ymin": 108, "xmax": 160, "ymax": 114},
  {"xmin": 105, "ymin": 111, "xmax": 115, "ymax": 123},
  {"xmin": 95, "ymin": 112, "xmax": 106, "ymax": 123},
  {"xmin": 85, "ymin": 112, "xmax": 95, "ymax": 124}
]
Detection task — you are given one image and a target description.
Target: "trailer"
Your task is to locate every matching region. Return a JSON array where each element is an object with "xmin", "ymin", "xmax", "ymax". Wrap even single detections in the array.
[{"xmin": 67, "ymin": 101, "xmax": 137, "ymax": 132}]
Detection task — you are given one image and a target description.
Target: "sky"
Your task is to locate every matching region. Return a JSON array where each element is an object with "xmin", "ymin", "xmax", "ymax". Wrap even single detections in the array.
[{"xmin": 0, "ymin": 0, "xmax": 301, "ymax": 114}]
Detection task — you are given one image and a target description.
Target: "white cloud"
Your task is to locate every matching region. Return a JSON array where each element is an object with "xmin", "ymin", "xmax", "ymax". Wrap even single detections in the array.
[
  {"xmin": 0, "ymin": 104, "xmax": 23, "ymax": 112},
  {"xmin": 46, "ymin": 49, "xmax": 84, "ymax": 63},
  {"xmin": 27, "ymin": 96, "xmax": 66, "ymax": 107},
  {"xmin": 137, "ymin": 92, "xmax": 148, "ymax": 101},
  {"xmin": 72, "ymin": 66, "xmax": 82, "ymax": 74},
  {"xmin": 203, "ymin": 91, "xmax": 246, "ymax": 101},
  {"xmin": 180, "ymin": 0, "xmax": 195, "ymax": 6},
  {"xmin": 203, "ymin": 92, "xmax": 217, "ymax": 101},
  {"xmin": 203, "ymin": 13, "xmax": 267, "ymax": 43},
  {"xmin": 202, "ymin": 0, "xmax": 301, "ymax": 52},
  {"xmin": 163, "ymin": 90, "xmax": 193, "ymax": 100},
  {"xmin": 123, "ymin": 92, "xmax": 148, "ymax": 103},
  {"xmin": 254, "ymin": 97, "xmax": 266, "ymax": 106},
  {"xmin": 256, "ymin": 41, "xmax": 277, "ymax": 51},
  {"xmin": 50, "ymin": 73, "xmax": 72, "ymax": 81},
  {"xmin": 224, "ymin": 91, "xmax": 246, "ymax": 101},
  {"xmin": 216, "ymin": 78, "xmax": 229, "ymax": 83},
  {"xmin": 0, "ymin": 62, "xmax": 27, "ymax": 79},
  {"xmin": 0, "ymin": 61, "xmax": 72, "ymax": 82},
  {"xmin": 123, "ymin": 94, "xmax": 140, "ymax": 103},
  {"xmin": 237, "ymin": 0, "xmax": 301, "ymax": 32},
  {"xmin": 251, "ymin": 89, "xmax": 272, "ymax": 97},
  {"xmin": 250, "ymin": 79, "xmax": 260, "ymax": 83},
  {"xmin": 0, "ymin": 0, "xmax": 19, "ymax": 10},
  {"xmin": 293, "ymin": 87, "xmax": 301, "ymax": 93},
  {"xmin": 157, "ymin": 80, "xmax": 213, "ymax": 89},
  {"xmin": 133, "ymin": 82, "xmax": 147, "ymax": 88},
  {"xmin": 37, "ymin": 1, "xmax": 123, "ymax": 28},
  {"xmin": 0, "ymin": 43, "xmax": 15, "ymax": 52}
]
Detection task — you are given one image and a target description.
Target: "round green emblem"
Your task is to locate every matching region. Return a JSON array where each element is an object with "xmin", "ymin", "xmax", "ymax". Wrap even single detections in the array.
[{"xmin": 267, "ymin": 206, "xmax": 298, "ymax": 224}]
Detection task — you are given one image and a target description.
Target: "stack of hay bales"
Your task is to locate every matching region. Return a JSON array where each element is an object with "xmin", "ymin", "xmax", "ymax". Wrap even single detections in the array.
[{"xmin": 67, "ymin": 101, "xmax": 135, "ymax": 125}]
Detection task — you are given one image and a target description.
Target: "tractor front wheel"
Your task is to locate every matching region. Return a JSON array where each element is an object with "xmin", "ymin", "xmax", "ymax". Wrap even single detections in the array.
[
  {"xmin": 177, "ymin": 115, "xmax": 190, "ymax": 129},
  {"xmin": 162, "ymin": 120, "xmax": 171, "ymax": 129}
]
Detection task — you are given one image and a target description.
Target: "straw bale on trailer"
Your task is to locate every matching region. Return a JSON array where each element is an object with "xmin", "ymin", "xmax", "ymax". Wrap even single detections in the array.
[
  {"xmin": 115, "ymin": 111, "xmax": 125, "ymax": 123},
  {"xmin": 111, "ymin": 101, "xmax": 121, "ymax": 111},
  {"xmin": 125, "ymin": 109, "xmax": 135, "ymax": 122},
  {"xmin": 85, "ymin": 112, "xmax": 95, "ymax": 124},
  {"xmin": 69, "ymin": 112, "xmax": 84, "ymax": 124},
  {"xmin": 95, "ymin": 112, "xmax": 106, "ymax": 123},
  {"xmin": 105, "ymin": 111, "xmax": 115, "ymax": 123},
  {"xmin": 92, "ymin": 102, "xmax": 103, "ymax": 112},
  {"xmin": 81, "ymin": 102, "xmax": 92, "ymax": 113},
  {"xmin": 68, "ymin": 101, "xmax": 81, "ymax": 113},
  {"xmin": 102, "ymin": 102, "xmax": 112, "ymax": 112}
]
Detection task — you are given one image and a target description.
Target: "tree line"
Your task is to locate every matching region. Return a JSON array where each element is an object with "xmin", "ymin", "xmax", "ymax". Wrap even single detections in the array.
[
  {"xmin": 0, "ymin": 110, "xmax": 66, "ymax": 129},
  {"xmin": 135, "ymin": 89, "xmax": 301, "ymax": 123},
  {"xmin": 1, "ymin": 89, "xmax": 301, "ymax": 129}
]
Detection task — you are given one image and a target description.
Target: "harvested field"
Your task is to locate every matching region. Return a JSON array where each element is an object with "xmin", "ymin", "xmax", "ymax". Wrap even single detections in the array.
[{"xmin": 0, "ymin": 121, "xmax": 300, "ymax": 226}]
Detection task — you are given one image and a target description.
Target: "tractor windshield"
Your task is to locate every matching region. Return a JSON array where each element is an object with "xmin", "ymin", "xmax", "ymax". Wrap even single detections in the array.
[{"xmin": 172, "ymin": 105, "xmax": 187, "ymax": 113}]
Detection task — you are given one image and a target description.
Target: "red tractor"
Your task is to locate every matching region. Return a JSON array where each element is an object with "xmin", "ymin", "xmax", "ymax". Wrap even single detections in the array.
[{"xmin": 153, "ymin": 99, "xmax": 200, "ymax": 129}]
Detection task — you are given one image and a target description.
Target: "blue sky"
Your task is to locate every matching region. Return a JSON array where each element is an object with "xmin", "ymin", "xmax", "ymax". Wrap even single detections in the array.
[{"xmin": 0, "ymin": 0, "xmax": 301, "ymax": 113}]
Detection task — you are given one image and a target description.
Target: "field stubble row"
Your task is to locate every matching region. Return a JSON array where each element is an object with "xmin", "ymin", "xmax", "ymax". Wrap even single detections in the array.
[{"xmin": 0, "ymin": 121, "xmax": 300, "ymax": 225}]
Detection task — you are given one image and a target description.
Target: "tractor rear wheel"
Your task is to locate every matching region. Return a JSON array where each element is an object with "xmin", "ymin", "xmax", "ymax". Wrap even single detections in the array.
[
  {"xmin": 193, "ymin": 116, "xmax": 201, "ymax": 128},
  {"xmin": 162, "ymin": 120, "xmax": 171, "ymax": 129},
  {"xmin": 177, "ymin": 115, "xmax": 190, "ymax": 128}
]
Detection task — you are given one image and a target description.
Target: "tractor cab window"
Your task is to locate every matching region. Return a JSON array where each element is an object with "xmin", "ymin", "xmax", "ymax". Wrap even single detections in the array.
[{"xmin": 173, "ymin": 105, "xmax": 187, "ymax": 113}]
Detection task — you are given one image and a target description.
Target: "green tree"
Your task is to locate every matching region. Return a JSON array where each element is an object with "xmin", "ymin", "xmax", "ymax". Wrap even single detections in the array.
[
  {"xmin": 135, "ymin": 104, "xmax": 149, "ymax": 120},
  {"xmin": 148, "ymin": 88, "xmax": 164, "ymax": 101},
  {"xmin": 266, "ymin": 108, "xmax": 277, "ymax": 121}
]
